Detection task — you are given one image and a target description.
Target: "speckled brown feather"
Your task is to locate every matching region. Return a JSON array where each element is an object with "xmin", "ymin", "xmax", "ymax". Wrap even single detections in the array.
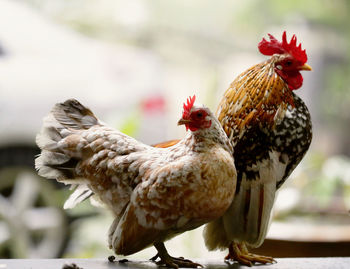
[{"xmin": 217, "ymin": 58, "xmax": 294, "ymax": 141}]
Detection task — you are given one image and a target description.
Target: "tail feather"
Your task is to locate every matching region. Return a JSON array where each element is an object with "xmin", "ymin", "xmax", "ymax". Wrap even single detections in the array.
[
  {"xmin": 36, "ymin": 99, "xmax": 100, "ymax": 207},
  {"xmin": 220, "ymin": 180, "xmax": 276, "ymax": 248},
  {"xmin": 203, "ymin": 217, "xmax": 230, "ymax": 250},
  {"xmin": 64, "ymin": 185, "xmax": 94, "ymax": 209},
  {"xmin": 36, "ymin": 115, "xmax": 65, "ymax": 149},
  {"xmin": 52, "ymin": 99, "xmax": 98, "ymax": 130}
]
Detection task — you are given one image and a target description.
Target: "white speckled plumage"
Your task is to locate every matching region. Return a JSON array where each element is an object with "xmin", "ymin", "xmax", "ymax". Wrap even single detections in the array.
[{"xmin": 35, "ymin": 98, "xmax": 236, "ymax": 258}]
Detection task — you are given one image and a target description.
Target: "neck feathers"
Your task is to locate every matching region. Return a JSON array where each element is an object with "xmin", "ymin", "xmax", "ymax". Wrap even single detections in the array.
[
  {"xmin": 217, "ymin": 59, "xmax": 294, "ymax": 141},
  {"xmin": 182, "ymin": 120, "xmax": 233, "ymax": 155}
]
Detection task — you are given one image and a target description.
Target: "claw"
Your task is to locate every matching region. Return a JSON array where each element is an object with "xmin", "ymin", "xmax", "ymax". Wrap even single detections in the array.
[
  {"xmin": 150, "ymin": 253, "xmax": 159, "ymax": 262},
  {"xmin": 154, "ymin": 256, "xmax": 202, "ymax": 268},
  {"xmin": 152, "ymin": 242, "xmax": 203, "ymax": 268},
  {"xmin": 225, "ymin": 242, "xmax": 276, "ymax": 266}
]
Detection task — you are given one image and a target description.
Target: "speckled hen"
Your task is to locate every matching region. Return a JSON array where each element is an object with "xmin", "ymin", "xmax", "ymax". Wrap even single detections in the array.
[{"xmin": 35, "ymin": 96, "xmax": 236, "ymax": 268}]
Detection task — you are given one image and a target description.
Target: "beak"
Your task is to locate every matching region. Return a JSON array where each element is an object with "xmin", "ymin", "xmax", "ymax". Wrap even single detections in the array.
[
  {"xmin": 299, "ymin": 63, "xmax": 312, "ymax": 71},
  {"xmin": 178, "ymin": 118, "xmax": 191, "ymax": 125}
]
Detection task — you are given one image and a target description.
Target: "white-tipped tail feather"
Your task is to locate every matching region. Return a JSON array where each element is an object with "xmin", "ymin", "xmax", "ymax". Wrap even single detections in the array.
[
  {"xmin": 35, "ymin": 99, "xmax": 99, "ymax": 207},
  {"xmin": 64, "ymin": 185, "xmax": 94, "ymax": 209}
]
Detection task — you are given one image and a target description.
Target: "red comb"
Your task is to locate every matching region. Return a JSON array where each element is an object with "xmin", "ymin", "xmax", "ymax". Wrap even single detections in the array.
[
  {"xmin": 258, "ymin": 31, "xmax": 307, "ymax": 64},
  {"xmin": 182, "ymin": 95, "xmax": 196, "ymax": 119}
]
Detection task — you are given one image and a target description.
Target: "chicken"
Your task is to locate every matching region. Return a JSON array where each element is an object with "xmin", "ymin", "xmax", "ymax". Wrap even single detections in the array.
[
  {"xmin": 155, "ymin": 32, "xmax": 312, "ymax": 266},
  {"xmin": 203, "ymin": 31, "xmax": 312, "ymax": 266},
  {"xmin": 35, "ymin": 96, "xmax": 237, "ymax": 268}
]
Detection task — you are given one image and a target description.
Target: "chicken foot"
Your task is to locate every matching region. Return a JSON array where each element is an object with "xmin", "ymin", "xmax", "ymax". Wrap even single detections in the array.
[
  {"xmin": 225, "ymin": 242, "xmax": 276, "ymax": 267},
  {"xmin": 151, "ymin": 242, "xmax": 203, "ymax": 268}
]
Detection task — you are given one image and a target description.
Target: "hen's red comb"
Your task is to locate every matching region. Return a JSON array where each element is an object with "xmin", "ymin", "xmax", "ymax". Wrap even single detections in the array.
[
  {"xmin": 258, "ymin": 31, "xmax": 307, "ymax": 64},
  {"xmin": 183, "ymin": 95, "xmax": 196, "ymax": 119}
]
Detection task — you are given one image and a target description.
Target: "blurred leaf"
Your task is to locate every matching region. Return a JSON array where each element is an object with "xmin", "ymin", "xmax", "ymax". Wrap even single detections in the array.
[{"xmin": 119, "ymin": 111, "xmax": 141, "ymax": 137}]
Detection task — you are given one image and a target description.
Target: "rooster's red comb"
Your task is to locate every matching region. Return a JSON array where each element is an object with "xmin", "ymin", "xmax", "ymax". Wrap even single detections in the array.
[
  {"xmin": 258, "ymin": 31, "xmax": 307, "ymax": 64},
  {"xmin": 182, "ymin": 95, "xmax": 196, "ymax": 119}
]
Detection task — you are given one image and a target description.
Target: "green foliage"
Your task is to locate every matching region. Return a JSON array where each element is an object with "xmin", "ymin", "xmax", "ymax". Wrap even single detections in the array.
[
  {"xmin": 323, "ymin": 65, "xmax": 350, "ymax": 119},
  {"xmin": 264, "ymin": 0, "xmax": 349, "ymax": 27},
  {"xmin": 119, "ymin": 110, "xmax": 141, "ymax": 137}
]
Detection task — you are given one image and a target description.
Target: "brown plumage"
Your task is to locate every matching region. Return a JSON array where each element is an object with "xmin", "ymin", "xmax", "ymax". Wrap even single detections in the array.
[
  {"xmin": 217, "ymin": 59, "xmax": 295, "ymax": 140},
  {"xmin": 35, "ymin": 96, "xmax": 236, "ymax": 268}
]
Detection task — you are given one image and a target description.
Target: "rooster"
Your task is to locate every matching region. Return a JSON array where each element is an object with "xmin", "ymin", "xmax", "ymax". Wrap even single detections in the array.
[
  {"xmin": 35, "ymin": 96, "xmax": 237, "ymax": 268},
  {"xmin": 155, "ymin": 31, "xmax": 312, "ymax": 266}
]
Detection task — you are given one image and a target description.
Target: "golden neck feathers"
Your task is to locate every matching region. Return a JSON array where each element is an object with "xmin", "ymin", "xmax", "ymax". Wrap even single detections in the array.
[{"xmin": 216, "ymin": 58, "xmax": 294, "ymax": 141}]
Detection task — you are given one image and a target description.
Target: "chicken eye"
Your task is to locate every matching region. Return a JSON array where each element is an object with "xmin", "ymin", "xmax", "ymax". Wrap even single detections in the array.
[
  {"xmin": 285, "ymin": 60, "xmax": 293, "ymax": 66},
  {"xmin": 196, "ymin": 112, "xmax": 203, "ymax": 118}
]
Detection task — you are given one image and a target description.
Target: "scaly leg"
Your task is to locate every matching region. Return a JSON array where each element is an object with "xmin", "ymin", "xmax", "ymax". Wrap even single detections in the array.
[
  {"xmin": 225, "ymin": 242, "xmax": 276, "ymax": 267},
  {"xmin": 151, "ymin": 242, "xmax": 203, "ymax": 269}
]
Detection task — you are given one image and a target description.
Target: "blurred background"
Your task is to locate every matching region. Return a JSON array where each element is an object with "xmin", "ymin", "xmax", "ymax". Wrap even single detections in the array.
[{"xmin": 0, "ymin": 0, "xmax": 349, "ymax": 260}]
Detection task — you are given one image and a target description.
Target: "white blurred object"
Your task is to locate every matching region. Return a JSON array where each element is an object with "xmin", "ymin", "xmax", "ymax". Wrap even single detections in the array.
[
  {"xmin": 274, "ymin": 188, "xmax": 301, "ymax": 213},
  {"xmin": 322, "ymin": 155, "xmax": 350, "ymax": 184},
  {"xmin": 0, "ymin": 0, "xmax": 163, "ymax": 145},
  {"xmin": 0, "ymin": 169, "xmax": 66, "ymax": 258}
]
